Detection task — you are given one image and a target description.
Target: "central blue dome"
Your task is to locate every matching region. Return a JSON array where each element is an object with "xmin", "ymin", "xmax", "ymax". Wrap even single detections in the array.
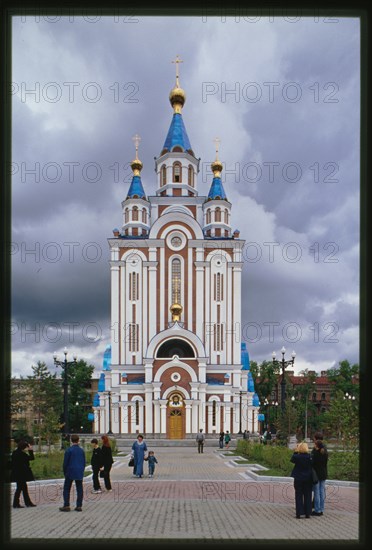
[{"xmin": 162, "ymin": 113, "xmax": 192, "ymax": 153}]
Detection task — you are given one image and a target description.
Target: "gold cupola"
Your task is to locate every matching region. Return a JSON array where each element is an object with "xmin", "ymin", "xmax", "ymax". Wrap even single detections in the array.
[
  {"xmin": 211, "ymin": 137, "xmax": 223, "ymax": 178},
  {"xmin": 130, "ymin": 133, "xmax": 143, "ymax": 176}
]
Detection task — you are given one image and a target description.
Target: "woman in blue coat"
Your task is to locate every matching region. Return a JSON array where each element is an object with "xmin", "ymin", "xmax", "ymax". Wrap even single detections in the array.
[
  {"xmin": 131, "ymin": 434, "xmax": 147, "ymax": 478},
  {"xmin": 290, "ymin": 441, "xmax": 313, "ymax": 518}
]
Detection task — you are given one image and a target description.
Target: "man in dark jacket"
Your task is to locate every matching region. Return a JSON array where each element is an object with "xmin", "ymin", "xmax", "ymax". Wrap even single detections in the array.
[
  {"xmin": 90, "ymin": 438, "xmax": 103, "ymax": 493},
  {"xmin": 11, "ymin": 440, "xmax": 36, "ymax": 508},
  {"xmin": 60, "ymin": 434, "xmax": 86, "ymax": 512},
  {"xmin": 311, "ymin": 439, "xmax": 328, "ymax": 516}
]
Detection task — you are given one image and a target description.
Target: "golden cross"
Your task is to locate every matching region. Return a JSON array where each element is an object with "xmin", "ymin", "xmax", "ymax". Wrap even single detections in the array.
[
  {"xmin": 213, "ymin": 137, "xmax": 221, "ymax": 160},
  {"xmin": 132, "ymin": 134, "xmax": 141, "ymax": 159},
  {"xmin": 171, "ymin": 54, "xmax": 183, "ymax": 86}
]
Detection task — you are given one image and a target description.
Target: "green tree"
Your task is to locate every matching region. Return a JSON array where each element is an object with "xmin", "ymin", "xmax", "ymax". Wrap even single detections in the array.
[
  {"xmin": 66, "ymin": 359, "xmax": 94, "ymax": 433},
  {"xmin": 322, "ymin": 390, "xmax": 359, "ymax": 449},
  {"xmin": 28, "ymin": 361, "xmax": 62, "ymax": 448},
  {"xmin": 38, "ymin": 408, "xmax": 61, "ymax": 452},
  {"xmin": 250, "ymin": 360, "xmax": 280, "ymax": 403},
  {"xmin": 327, "ymin": 360, "xmax": 359, "ymax": 397}
]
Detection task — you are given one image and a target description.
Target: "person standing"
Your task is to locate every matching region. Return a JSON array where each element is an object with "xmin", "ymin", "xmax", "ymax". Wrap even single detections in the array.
[
  {"xmin": 311, "ymin": 439, "xmax": 328, "ymax": 516},
  {"xmin": 147, "ymin": 451, "xmax": 158, "ymax": 478},
  {"xmin": 224, "ymin": 431, "xmax": 231, "ymax": 449},
  {"xmin": 196, "ymin": 429, "xmax": 205, "ymax": 453},
  {"xmin": 60, "ymin": 434, "xmax": 86, "ymax": 512},
  {"xmin": 11, "ymin": 440, "xmax": 36, "ymax": 508},
  {"xmin": 131, "ymin": 434, "xmax": 147, "ymax": 478},
  {"xmin": 219, "ymin": 431, "xmax": 225, "ymax": 449},
  {"xmin": 90, "ymin": 438, "xmax": 103, "ymax": 493},
  {"xmin": 290, "ymin": 442, "xmax": 313, "ymax": 519},
  {"xmin": 101, "ymin": 434, "xmax": 114, "ymax": 490}
]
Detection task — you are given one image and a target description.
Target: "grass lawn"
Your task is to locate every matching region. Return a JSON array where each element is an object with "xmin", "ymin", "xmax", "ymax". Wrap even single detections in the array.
[{"xmin": 30, "ymin": 450, "xmax": 93, "ymax": 480}]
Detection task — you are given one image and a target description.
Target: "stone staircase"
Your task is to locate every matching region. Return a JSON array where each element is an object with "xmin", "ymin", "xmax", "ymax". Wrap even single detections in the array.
[{"xmin": 114, "ymin": 436, "xmax": 240, "ymax": 451}]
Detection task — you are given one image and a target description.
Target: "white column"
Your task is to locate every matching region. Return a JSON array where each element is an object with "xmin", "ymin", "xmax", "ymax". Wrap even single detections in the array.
[
  {"xmin": 199, "ymin": 384, "xmax": 207, "ymax": 430},
  {"xmin": 187, "ymin": 247, "xmax": 193, "ymax": 331},
  {"xmin": 195, "ymin": 248, "xmax": 204, "ymax": 342},
  {"xmin": 226, "ymin": 264, "xmax": 233, "ymax": 365},
  {"xmin": 148, "ymin": 251, "xmax": 157, "ymax": 341},
  {"xmin": 232, "ymin": 393, "xmax": 240, "ymax": 434},
  {"xmin": 233, "ymin": 264, "xmax": 243, "ymax": 364},
  {"xmin": 224, "ymin": 394, "xmax": 231, "ymax": 433},
  {"xmin": 160, "ymin": 402, "xmax": 167, "ymax": 434},
  {"xmin": 120, "ymin": 263, "xmax": 126, "ymax": 365},
  {"xmin": 142, "ymin": 263, "xmax": 148, "ymax": 353},
  {"xmin": 153, "ymin": 400, "xmax": 161, "ymax": 433},
  {"xmin": 144, "ymin": 385, "xmax": 153, "ymax": 434},
  {"xmin": 111, "ymin": 264, "xmax": 120, "ymax": 365},
  {"xmin": 160, "ymin": 246, "xmax": 165, "ymax": 330},
  {"xmin": 185, "ymin": 401, "xmax": 192, "ymax": 433}
]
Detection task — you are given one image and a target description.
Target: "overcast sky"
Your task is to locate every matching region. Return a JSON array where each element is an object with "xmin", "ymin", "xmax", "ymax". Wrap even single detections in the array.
[{"xmin": 11, "ymin": 15, "xmax": 360, "ymax": 378}]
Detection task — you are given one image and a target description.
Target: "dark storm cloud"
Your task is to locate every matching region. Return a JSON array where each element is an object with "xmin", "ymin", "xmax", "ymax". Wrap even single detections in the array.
[{"xmin": 11, "ymin": 16, "xmax": 360, "ymax": 375}]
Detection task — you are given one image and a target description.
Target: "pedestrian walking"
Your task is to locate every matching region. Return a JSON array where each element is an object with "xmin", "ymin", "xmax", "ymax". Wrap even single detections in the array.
[
  {"xmin": 60, "ymin": 434, "xmax": 86, "ymax": 512},
  {"xmin": 90, "ymin": 438, "xmax": 103, "ymax": 493},
  {"xmin": 311, "ymin": 438, "xmax": 328, "ymax": 516},
  {"xmin": 196, "ymin": 429, "xmax": 205, "ymax": 453},
  {"xmin": 224, "ymin": 430, "xmax": 231, "ymax": 449},
  {"xmin": 219, "ymin": 431, "xmax": 224, "ymax": 449},
  {"xmin": 11, "ymin": 440, "xmax": 36, "ymax": 508},
  {"xmin": 131, "ymin": 434, "xmax": 148, "ymax": 478},
  {"xmin": 101, "ymin": 434, "xmax": 114, "ymax": 490},
  {"xmin": 290, "ymin": 441, "xmax": 313, "ymax": 519},
  {"xmin": 147, "ymin": 451, "xmax": 158, "ymax": 478}
]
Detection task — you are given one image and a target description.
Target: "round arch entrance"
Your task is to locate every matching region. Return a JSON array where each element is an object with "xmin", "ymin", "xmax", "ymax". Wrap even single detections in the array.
[{"xmin": 167, "ymin": 391, "xmax": 185, "ymax": 439}]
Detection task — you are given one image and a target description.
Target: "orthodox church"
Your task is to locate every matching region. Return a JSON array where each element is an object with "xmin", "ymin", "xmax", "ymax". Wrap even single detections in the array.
[{"xmin": 93, "ymin": 57, "xmax": 260, "ymax": 438}]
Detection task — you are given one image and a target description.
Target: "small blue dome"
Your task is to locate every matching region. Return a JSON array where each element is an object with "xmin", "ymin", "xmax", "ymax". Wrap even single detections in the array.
[
  {"xmin": 87, "ymin": 412, "xmax": 95, "ymax": 421},
  {"xmin": 247, "ymin": 372, "xmax": 255, "ymax": 392},
  {"xmin": 241, "ymin": 342, "xmax": 250, "ymax": 371},
  {"xmin": 103, "ymin": 345, "xmax": 111, "ymax": 371},
  {"xmin": 93, "ymin": 393, "xmax": 100, "ymax": 407},
  {"xmin": 98, "ymin": 373, "xmax": 105, "ymax": 392},
  {"xmin": 257, "ymin": 413, "xmax": 265, "ymax": 422},
  {"xmin": 127, "ymin": 175, "xmax": 146, "ymax": 199},
  {"xmin": 207, "ymin": 176, "xmax": 227, "ymax": 201},
  {"xmin": 252, "ymin": 392, "xmax": 260, "ymax": 407},
  {"xmin": 224, "ymin": 373, "xmax": 230, "ymax": 379}
]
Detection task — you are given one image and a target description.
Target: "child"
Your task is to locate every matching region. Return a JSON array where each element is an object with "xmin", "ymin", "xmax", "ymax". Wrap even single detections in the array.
[{"xmin": 147, "ymin": 451, "xmax": 158, "ymax": 478}]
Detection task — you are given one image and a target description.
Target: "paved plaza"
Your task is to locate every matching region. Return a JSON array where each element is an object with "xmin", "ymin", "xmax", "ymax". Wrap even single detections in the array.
[{"xmin": 9, "ymin": 447, "xmax": 359, "ymax": 542}]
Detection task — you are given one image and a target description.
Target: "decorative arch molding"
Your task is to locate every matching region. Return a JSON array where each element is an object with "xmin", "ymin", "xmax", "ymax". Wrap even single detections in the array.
[
  {"xmin": 162, "ymin": 384, "xmax": 191, "ymax": 400},
  {"xmin": 154, "ymin": 359, "xmax": 198, "ymax": 383},
  {"xmin": 205, "ymin": 248, "xmax": 232, "ymax": 263},
  {"xmin": 146, "ymin": 326, "xmax": 207, "ymax": 359},
  {"xmin": 207, "ymin": 395, "xmax": 221, "ymax": 402},
  {"xmin": 149, "ymin": 212, "xmax": 204, "ymax": 240},
  {"xmin": 121, "ymin": 248, "xmax": 147, "ymax": 263},
  {"xmin": 161, "ymin": 205, "xmax": 194, "ymax": 217},
  {"xmin": 130, "ymin": 395, "xmax": 144, "ymax": 401}
]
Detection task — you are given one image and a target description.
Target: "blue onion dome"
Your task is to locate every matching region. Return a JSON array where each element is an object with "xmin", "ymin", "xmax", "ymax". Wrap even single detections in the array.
[{"xmin": 253, "ymin": 393, "xmax": 260, "ymax": 407}]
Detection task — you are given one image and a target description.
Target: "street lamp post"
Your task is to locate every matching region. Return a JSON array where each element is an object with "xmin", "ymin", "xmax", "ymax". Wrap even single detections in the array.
[
  {"xmin": 53, "ymin": 347, "xmax": 77, "ymax": 446},
  {"xmin": 272, "ymin": 347, "xmax": 296, "ymax": 413},
  {"xmin": 234, "ymin": 391, "xmax": 244, "ymax": 434},
  {"xmin": 103, "ymin": 391, "xmax": 113, "ymax": 435}
]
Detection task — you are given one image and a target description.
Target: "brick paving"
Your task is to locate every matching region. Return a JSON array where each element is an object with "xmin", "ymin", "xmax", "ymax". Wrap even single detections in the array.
[{"xmin": 10, "ymin": 447, "xmax": 359, "ymax": 541}]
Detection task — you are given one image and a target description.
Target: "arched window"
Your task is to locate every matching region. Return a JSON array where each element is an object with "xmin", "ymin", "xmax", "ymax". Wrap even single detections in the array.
[
  {"xmin": 212, "ymin": 400, "xmax": 217, "ymax": 426},
  {"xmin": 161, "ymin": 165, "xmax": 167, "ymax": 186},
  {"xmin": 312, "ymin": 392, "xmax": 317, "ymax": 401},
  {"xmin": 321, "ymin": 392, "xmax": 326, "ymax": 401},
  {"xmin": 135, "ymin": 400, "xmax": 139, "ymax": 425},
  {"xmin": 171, "ymin": 258, "xmax": 181, "ymax": 304},
  {"xmin": 215, "ymin": 207, "xmax": 221, "ymax": 222},
  {"xmin": 125, "ymin": 208, "xmax": 129, "ymax": 223},
  {"xmin": 224, "ymin": 208, "xmax": 229, "ymax": 223},
  {"xmin": 188, "ymin": 165, "xmax": 194, "ymax": 187},
  {"xmin": 173, "ymin": 162, "xmax": 182, "ymax": 183},
  {"xmin": 142, "ymin": 208, "xmax": 147, "ymax": 224},
  {"xmin": 206, "ymin": 209, "xmax": 211, "ymax": 224},
  {"xmin": 132, "ymin": 206, "xmax": 138, "ymax": 221}
]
